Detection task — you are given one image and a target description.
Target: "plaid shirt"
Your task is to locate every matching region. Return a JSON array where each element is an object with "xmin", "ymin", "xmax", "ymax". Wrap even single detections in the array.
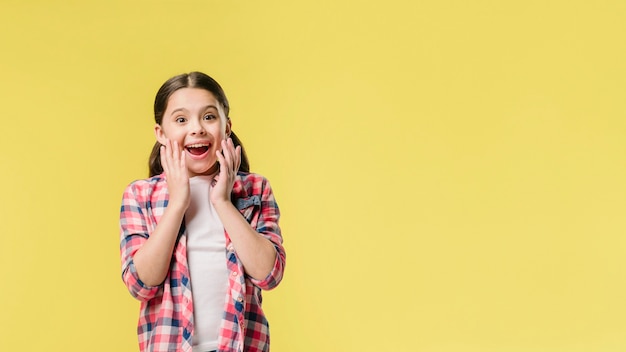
[{"xmin": 120, "ymin": 172, "xmax": 286, "ymax": 352}]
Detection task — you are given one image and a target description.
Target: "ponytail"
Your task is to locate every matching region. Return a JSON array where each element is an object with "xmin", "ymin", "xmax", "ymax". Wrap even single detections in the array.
[
  {"xmin": 148, "ymin": 131, "xmax": 250, "ymax": 177},
  {"xmin": 148, "ymin": 141, "xmax": 163, "ymax": 177}
]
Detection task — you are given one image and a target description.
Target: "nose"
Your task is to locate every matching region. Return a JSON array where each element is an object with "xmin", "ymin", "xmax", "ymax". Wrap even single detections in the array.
[{"xmin": 190, "ymin": 119, "xmax": 206, "ymax": 135}]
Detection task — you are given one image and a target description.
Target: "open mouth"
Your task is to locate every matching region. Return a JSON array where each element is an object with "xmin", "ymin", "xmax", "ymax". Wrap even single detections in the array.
[{"xmin": 186, "ymin": 143, "xmax": 210, "ymax": 156}]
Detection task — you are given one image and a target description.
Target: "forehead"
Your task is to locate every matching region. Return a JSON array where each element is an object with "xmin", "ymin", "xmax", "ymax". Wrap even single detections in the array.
[{"xmin": 166, "ymin": 88, "xmax": 221, "ymax": 112}]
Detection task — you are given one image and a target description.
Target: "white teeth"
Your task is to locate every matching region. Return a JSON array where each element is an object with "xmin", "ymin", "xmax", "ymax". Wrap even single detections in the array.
[{"xmin": 186, "ymin": 143, "xmax": 209, "ymax": 148}]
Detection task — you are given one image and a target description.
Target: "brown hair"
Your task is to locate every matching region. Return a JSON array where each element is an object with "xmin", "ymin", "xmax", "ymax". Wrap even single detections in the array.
[{"xmin": 148, "ymin": 72, "xmax": 250, "ymax": 177}]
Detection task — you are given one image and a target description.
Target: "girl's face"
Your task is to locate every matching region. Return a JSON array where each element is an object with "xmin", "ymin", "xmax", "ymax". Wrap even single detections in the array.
[{"xmin": 155, "ymin": 88, "xmax": 231, "ymax": 177}]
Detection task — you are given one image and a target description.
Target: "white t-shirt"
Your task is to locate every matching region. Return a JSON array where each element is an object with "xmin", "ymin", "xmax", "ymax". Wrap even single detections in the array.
[{"xmin": 185, "ymin": 176, "xmax": 229, "ymax": 352}]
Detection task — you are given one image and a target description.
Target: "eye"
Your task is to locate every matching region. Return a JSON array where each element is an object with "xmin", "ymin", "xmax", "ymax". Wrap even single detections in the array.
[
  {"xmin": 175, "ymin": 116, "xmax": 186, "ymax": 123},
  {"xmin": 203, "ymin": 114, "xmax": 216, "ymax": 120}
]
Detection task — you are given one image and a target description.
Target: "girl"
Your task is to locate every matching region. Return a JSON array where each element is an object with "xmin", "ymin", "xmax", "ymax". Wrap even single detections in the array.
[{"xmin": 119, "ymin": 72, "xmax": 286, "ymax": 352}]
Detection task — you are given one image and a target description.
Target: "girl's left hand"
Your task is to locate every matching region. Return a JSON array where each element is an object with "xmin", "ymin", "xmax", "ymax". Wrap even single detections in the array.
[{"xmin": 211, "ymin": 137, "xmax": 241, "ymax": 205}]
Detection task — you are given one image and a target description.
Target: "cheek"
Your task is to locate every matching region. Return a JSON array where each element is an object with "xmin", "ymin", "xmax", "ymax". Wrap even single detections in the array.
[{"xmin": 211, "ymin": 126, "xmax": 226, "ymax": 139}]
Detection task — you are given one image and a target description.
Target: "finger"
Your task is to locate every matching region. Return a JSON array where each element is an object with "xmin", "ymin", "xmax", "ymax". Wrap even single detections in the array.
[
  {"xmin": 226, "ymin": 138, "xmax": 237, "ymax": 173},
  {"xmin": 226, "ymin": 138, "xmax": 240, "ymax": 171},
  {"xmin": 216, "ymin": 150, "xmax": 229, "ymax": 184},
  {"xmin": 171, "ymin": 139, "xmax": 180, "ymax": 165},
  {"xmin": 234, "ymin": 145, "xmax": 241, "ymax": 173},
  {"xmin": 180, "ymin": 148, "xmax": 186, "ymax": 170},
  {"xmin": 221, "ymin": 139, "xmax": 233, "ymax": 172},
  {"xmin": 160, "ymin": 145, "xmax": 169, "ymax": 175},
  {"xmin": 163, "ymin": 139, "xmax": 173, "ymax": 171},
  {"xmin": 226, "ymin": 142, "xmax": 240, "ymax": 174},
  {"xmin": 165, "ymin": 139, "xmax": 174, "ymax": 166},
  {"xmin": 216, "ymin": 148, "xmax": 226, "ymax": 173},
  {"xmin": 176, "ymin": 142, "xmax": 184, "ymax": 170}
]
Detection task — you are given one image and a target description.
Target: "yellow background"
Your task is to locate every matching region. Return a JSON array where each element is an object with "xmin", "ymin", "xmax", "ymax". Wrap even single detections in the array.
[{"xmin": 1, "ymin": 0, "xmax": 625, "ymax": 351}]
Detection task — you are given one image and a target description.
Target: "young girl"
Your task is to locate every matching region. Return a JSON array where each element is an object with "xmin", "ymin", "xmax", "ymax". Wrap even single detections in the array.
[{"xmin": 119, "ymin": 72, "xmax": 286, "ymax": 352}]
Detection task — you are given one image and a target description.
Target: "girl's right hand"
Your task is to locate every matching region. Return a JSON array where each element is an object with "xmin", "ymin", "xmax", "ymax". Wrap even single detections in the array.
[{"xmin": 160, "ymin": 138, "xmax": 190, "ymax": 211}]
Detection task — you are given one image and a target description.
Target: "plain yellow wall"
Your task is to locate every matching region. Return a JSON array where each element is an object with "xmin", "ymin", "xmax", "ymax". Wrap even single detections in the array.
[{"xmin": 1, "ymin": 0, "xmax": 625, "ymax": 351}]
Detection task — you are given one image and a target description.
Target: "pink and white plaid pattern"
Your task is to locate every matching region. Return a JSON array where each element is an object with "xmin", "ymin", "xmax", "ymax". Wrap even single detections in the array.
[{"xmin": 120, "ymin": 172, "xmax": 286, "ymax": 352}]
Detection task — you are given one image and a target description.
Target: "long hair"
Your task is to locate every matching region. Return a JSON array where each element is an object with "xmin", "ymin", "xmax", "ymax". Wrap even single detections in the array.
[{"xmin": 148, "ymin": 72, "xmax": 250, "ymax": 177}]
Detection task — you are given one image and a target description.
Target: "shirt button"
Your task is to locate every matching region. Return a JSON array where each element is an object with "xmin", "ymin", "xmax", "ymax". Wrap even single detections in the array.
[
  {"xmin": 237, "ymin": 296, "xmax": 244, "ymax": 302},
  {"xmin": 232, "ymin": 271, "xmax": 238, "ymax": 276}
]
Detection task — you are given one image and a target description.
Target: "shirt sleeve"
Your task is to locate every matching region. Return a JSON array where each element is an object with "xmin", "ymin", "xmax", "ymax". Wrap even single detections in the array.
[
  {"xmin": 119, "ymin": 182, "xmax": 163, "ymax": 301},
  {"xmin": 247, "ymin": 177, "xmax": 286, "ymax": 290}
]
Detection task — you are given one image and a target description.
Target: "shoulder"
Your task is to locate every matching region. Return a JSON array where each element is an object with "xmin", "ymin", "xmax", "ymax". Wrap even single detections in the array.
[
  {"xmin": 123, "ymin": 174, "xmax": 168, "ymax": 201},
  {"xmin": 233, "ymin": 172, "xmax": 273, "ymax": 197},
  {"xmin": 236, "ymin": 171, "xmax": 269, "ymax": 184}
]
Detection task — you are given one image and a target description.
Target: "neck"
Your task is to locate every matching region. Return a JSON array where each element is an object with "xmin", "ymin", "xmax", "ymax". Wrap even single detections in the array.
[{"xmin": 188, "ymin": 162, "xmax": 219, "ymax": 178}]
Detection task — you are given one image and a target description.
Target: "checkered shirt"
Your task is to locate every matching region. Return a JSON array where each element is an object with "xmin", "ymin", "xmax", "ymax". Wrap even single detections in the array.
[{"xmin": 120, "ymin": 172, "xmax": 286, "ymax": 352}]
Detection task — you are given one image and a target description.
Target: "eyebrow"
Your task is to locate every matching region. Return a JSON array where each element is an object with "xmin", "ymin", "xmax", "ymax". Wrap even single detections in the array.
[{"xmin": 170, "ymin": 105, "xmax": 219, "ymax": 116}]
